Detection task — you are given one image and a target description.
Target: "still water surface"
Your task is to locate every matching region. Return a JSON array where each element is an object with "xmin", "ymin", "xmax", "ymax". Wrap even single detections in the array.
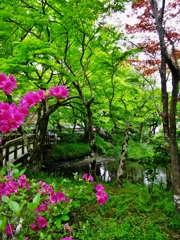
[{"xmin": 51, "ymin": 160, "xmax": 166, "ymax": 186}]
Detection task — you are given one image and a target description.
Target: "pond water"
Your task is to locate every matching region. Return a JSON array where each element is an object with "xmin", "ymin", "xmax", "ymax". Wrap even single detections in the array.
[{"xmin": 48, "ymin": 159, "xmax": 167, "ymax": 186}]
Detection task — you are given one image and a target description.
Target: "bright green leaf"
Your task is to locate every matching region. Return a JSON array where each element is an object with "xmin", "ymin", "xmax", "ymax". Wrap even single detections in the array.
[
  {"xmin": 61, "ymin": 215, "xmax": 69, "ymax": 221},
  {"xmin": 0, "ymin": 216, "xmax": 7, "ymax": 230},
  {"xmin": 2, "ymin": 195, "xmax": 9, "ymax": 203},
  {"xmin": 55, "ymin": 218, "xmax": 62, "ymax": 228},
  {"xmin": 9, "ymin": 200, "xmax": 20, "ymax": 213}
]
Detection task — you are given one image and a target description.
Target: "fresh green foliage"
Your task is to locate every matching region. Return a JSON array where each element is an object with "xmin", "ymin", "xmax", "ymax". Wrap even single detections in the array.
[
  {"xmin": 128, "ymin": 139, "xmax": 154, "ymax": 160},
  {"xmin": 51, "ymin": 142, "xmax": 91, "ymax": 161},
  {"xmin": 95, "ymin": 135, "xmax": 116, "ymax": 157},
  {"xmin": 57, "ymin": 132, "xmax": 85, "ymax": 143}
]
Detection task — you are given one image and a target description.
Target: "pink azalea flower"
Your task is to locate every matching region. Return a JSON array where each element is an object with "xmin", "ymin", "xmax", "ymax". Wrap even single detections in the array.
[
  {"xmin": 49, "ymin": 193, "xmax": 59, "ymax": 204},
  {"xmin": 64, "ymin": 223, "xmax": 72, "ymax": 233},
  {"xmin": 82, "ymin": 173, "xmax": 93, "ymax": 182},
  {"xmin": 8, "ymin": 75, "xmax": 17, "ymax": 86},
  {"xmin": 36, "ymin": 89, "xmax": 47, "ymax": 100},
  {"xmin": 0, "ymin": 74, "xmax": 17, "ymax": 95},
  {"xmin": 57, "ymin": 191, "xmax": 65, "ymax": 201},
  {"xmin": 0, "ymin": 73, "xmax": 7, "ymax": 86},
  {"xmin": 20, "ymin": 92, "xmax": 38, "ymax": 108},
  {"xmin": 96, "ymin": 191, "xmax": 108, "ymax": 205},
  {"xmin": 36, "ymin": 202, "xmax": 48, "ymax": 213},
  {"xmin": 82, "ymin": 173, "xmax": 88, "ymax": 180},
  {"xmin": 5, "ymin": 224, "xmax": 15, "ymax": 237},
  {"xmin": 30, "ymin": 223, "xmax": 39, "ymax": 231},
  {"xmin": 0, "ymin": 102, "xmax": 9, "ymax": 113},
  {"xmin": 49, "ymin": 86, "xmax": 69, "ymax": 98},
  {"xmin": 18, "ymin": 174, "xmax": 30, "ymax": 189},
  {"xmin": 60, "ymin": 237, "xmax": 73, "ymax": 240},
  {"xmin": 64, "ymin": 197, "xmax": 70, "ymax": 203},
  {"xmin": 88, "ymin": 175, "xmax": 94, "ymax": 182},
  {"xmin": 0, "ymin": 125, "xmax": 9, "ymax": 134},
  {"xmin": 0, "ymin": 103, "xmax": 26, "ymax": 133},
  {"xmin": 95, "ymin": 184, "xmax": 104, "ymax": 192},
  {"xmin": 19, "ymin": 107, "xmax": 29, "ymax": 116},
  {"xmin": 5, "ymin": 175, "xmax": 12, "ymax": 181},
  {"xmin": 37, "ymin": 215, "xmax": 47, "ymax": 228}
]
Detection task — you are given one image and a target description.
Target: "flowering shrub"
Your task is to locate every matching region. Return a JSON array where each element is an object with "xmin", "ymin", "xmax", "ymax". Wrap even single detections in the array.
[
  {"xmin": 82, "ymin": 173, "xmax": 108, "ymax": 205},
  {"xmin": 0, "ymin": 164, "xmax": 73, "ymax": 239},
  {"xmin": 0, "ymin": 73, "xmax": 109, "ymax": 239},
  {"xmin": 0, "ymin": 73, "xmax": 68, "ymax": 135},
  {"xmin": 0, "ymin": 166, "xmax": 109, "ymax": 239}
]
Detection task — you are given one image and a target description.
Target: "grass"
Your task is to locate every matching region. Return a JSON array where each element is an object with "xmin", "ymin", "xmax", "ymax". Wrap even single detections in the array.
[{"xmin": 26, "ymin": 170, "xmax": 180, "ymax": 240}]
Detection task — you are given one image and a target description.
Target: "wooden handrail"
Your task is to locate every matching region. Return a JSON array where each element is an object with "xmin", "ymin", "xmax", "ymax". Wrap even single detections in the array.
[
  {"xmin": 0, "ymin": 133, "xmax": 57, "ymax": 168},
  {"xmin": 0, "ymin": 134, "xmax": 35, "ymax": 168}
]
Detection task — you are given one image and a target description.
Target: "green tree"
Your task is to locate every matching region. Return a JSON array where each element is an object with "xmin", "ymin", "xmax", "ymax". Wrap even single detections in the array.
[
  {"xmin": 0, "ymin": 0, "xmax": 130, "ymax": 171},
  {"xmin": 126, "ymin": 0, "xmax": 180, "ymax": 212}
]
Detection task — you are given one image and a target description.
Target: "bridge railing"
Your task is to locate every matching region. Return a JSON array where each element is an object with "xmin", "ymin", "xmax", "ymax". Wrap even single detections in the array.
[
  {"xmin": 0, "ymin": 133, "xmax": 58, "ymax": 168},
  {"xmin": 0, "ymin": 134, "xmax": 35, "ymax": 168}
]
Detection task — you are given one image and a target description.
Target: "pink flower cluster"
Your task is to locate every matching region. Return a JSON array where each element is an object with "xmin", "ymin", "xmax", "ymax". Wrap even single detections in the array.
[
  {"xmin": 31, "ymin": 215, "xmax": 48, "ymax": 231},
  {"xmin": 82, "ymin": 174, "xmax": 108, "ymax": 205},
  {"xmin": 0, "ymin": 174, "xmax": 30, "ymax": 199},
  {"xmin": 0, "ymin": 74, "xmax": 17, "ymax": 95},
  {"xmin": 64, "ymin": 223, "xmax": 72, "ymax": 233},
  {"xmin": 5, "ymin": 224, "xmax": 15, "ymax": 238},
  {"xmin": 0, "ymin": 102, "xmax": 28, "ymax": 134},
  {"xmin": 20, "ymin": 90, "xmax": 47, "ymax": 108},
  {"xmin": 0, "ymin": 73, "xmax": 69, "ymax": 135},
  {"xmin": 82, "ymin": 173, "xmax": 93, "ymax": 182},
  {"xmin": 95, "ymin": 184, "xmax": 108, "ymax": 206},
  {"xmin": 49, "ymin": 86, "xmax": 69, "ymax": 98},
  {"xmin": 1, "ymin": 174, "xmax": 30, "ymax": 238},
  {"xmin": 60, "ymin": 237, "xmax": 73, "ymax": 240},
  {"xmin": 2, "ymin": 175, "xmax": 72, "ymax": 238},
  {"xmin": 30, "ymin": 180, "xmax": 70, "ymax": 233}
]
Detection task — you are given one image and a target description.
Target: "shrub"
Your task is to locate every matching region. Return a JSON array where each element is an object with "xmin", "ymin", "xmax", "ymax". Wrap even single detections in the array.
[{"xmin": 51, "ymin": 142, "xmax": 91, "ymax": 161}]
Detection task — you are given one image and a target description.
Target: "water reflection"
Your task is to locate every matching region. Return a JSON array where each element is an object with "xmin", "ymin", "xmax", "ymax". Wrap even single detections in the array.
[
  {"xmin": 100, "ymin": 163, "xmax": 111, "ymax": 182},
  {"xmin": 143, "ymin": 169, "xmax": 167, "ymax": 186},
  {"xmin": 51, "ymin": 161, "xmax": 167, "ymax": 185},
  {"xmin": 52, "ymin": 162, "xmax": 115, "ymax": 182}
]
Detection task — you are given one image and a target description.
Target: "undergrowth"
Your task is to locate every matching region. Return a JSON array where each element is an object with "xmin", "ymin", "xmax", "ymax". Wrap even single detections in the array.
[{"xmin": 26, "ymin": 170, "xmax": 180, "ymax": 240}]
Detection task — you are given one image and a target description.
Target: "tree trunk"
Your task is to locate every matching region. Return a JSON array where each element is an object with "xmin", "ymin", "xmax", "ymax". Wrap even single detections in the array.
[
  {"xmin": 83, "ymin": 119, "xmax": 90, "ymax": 144},
  {"xmin": 116, "ymin": 128, "xmax": 129, "ymax": 187},
  {"xmin": 149, "ymin": 0, "xmax": 180, "ymax": 213},
  {"xmin": 27, "ymin": 115, "xmax": 49, "ymax": 172},
  {"xmin": 166, "ymin": 165, "xmax": 172, "ymax": 190},
  {"xmin": 169, "ymin": 74, "xmax": 180, "ymax": 211},
  {"xmin": 87, "ymin": 104, "xmax": 97, "ymax": 180}
]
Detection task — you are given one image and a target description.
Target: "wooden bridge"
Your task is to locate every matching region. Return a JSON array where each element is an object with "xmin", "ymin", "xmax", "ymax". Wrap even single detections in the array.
[{"xmin": 0, "ymin": 133, "xmax": 57, "ymax": 168}]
